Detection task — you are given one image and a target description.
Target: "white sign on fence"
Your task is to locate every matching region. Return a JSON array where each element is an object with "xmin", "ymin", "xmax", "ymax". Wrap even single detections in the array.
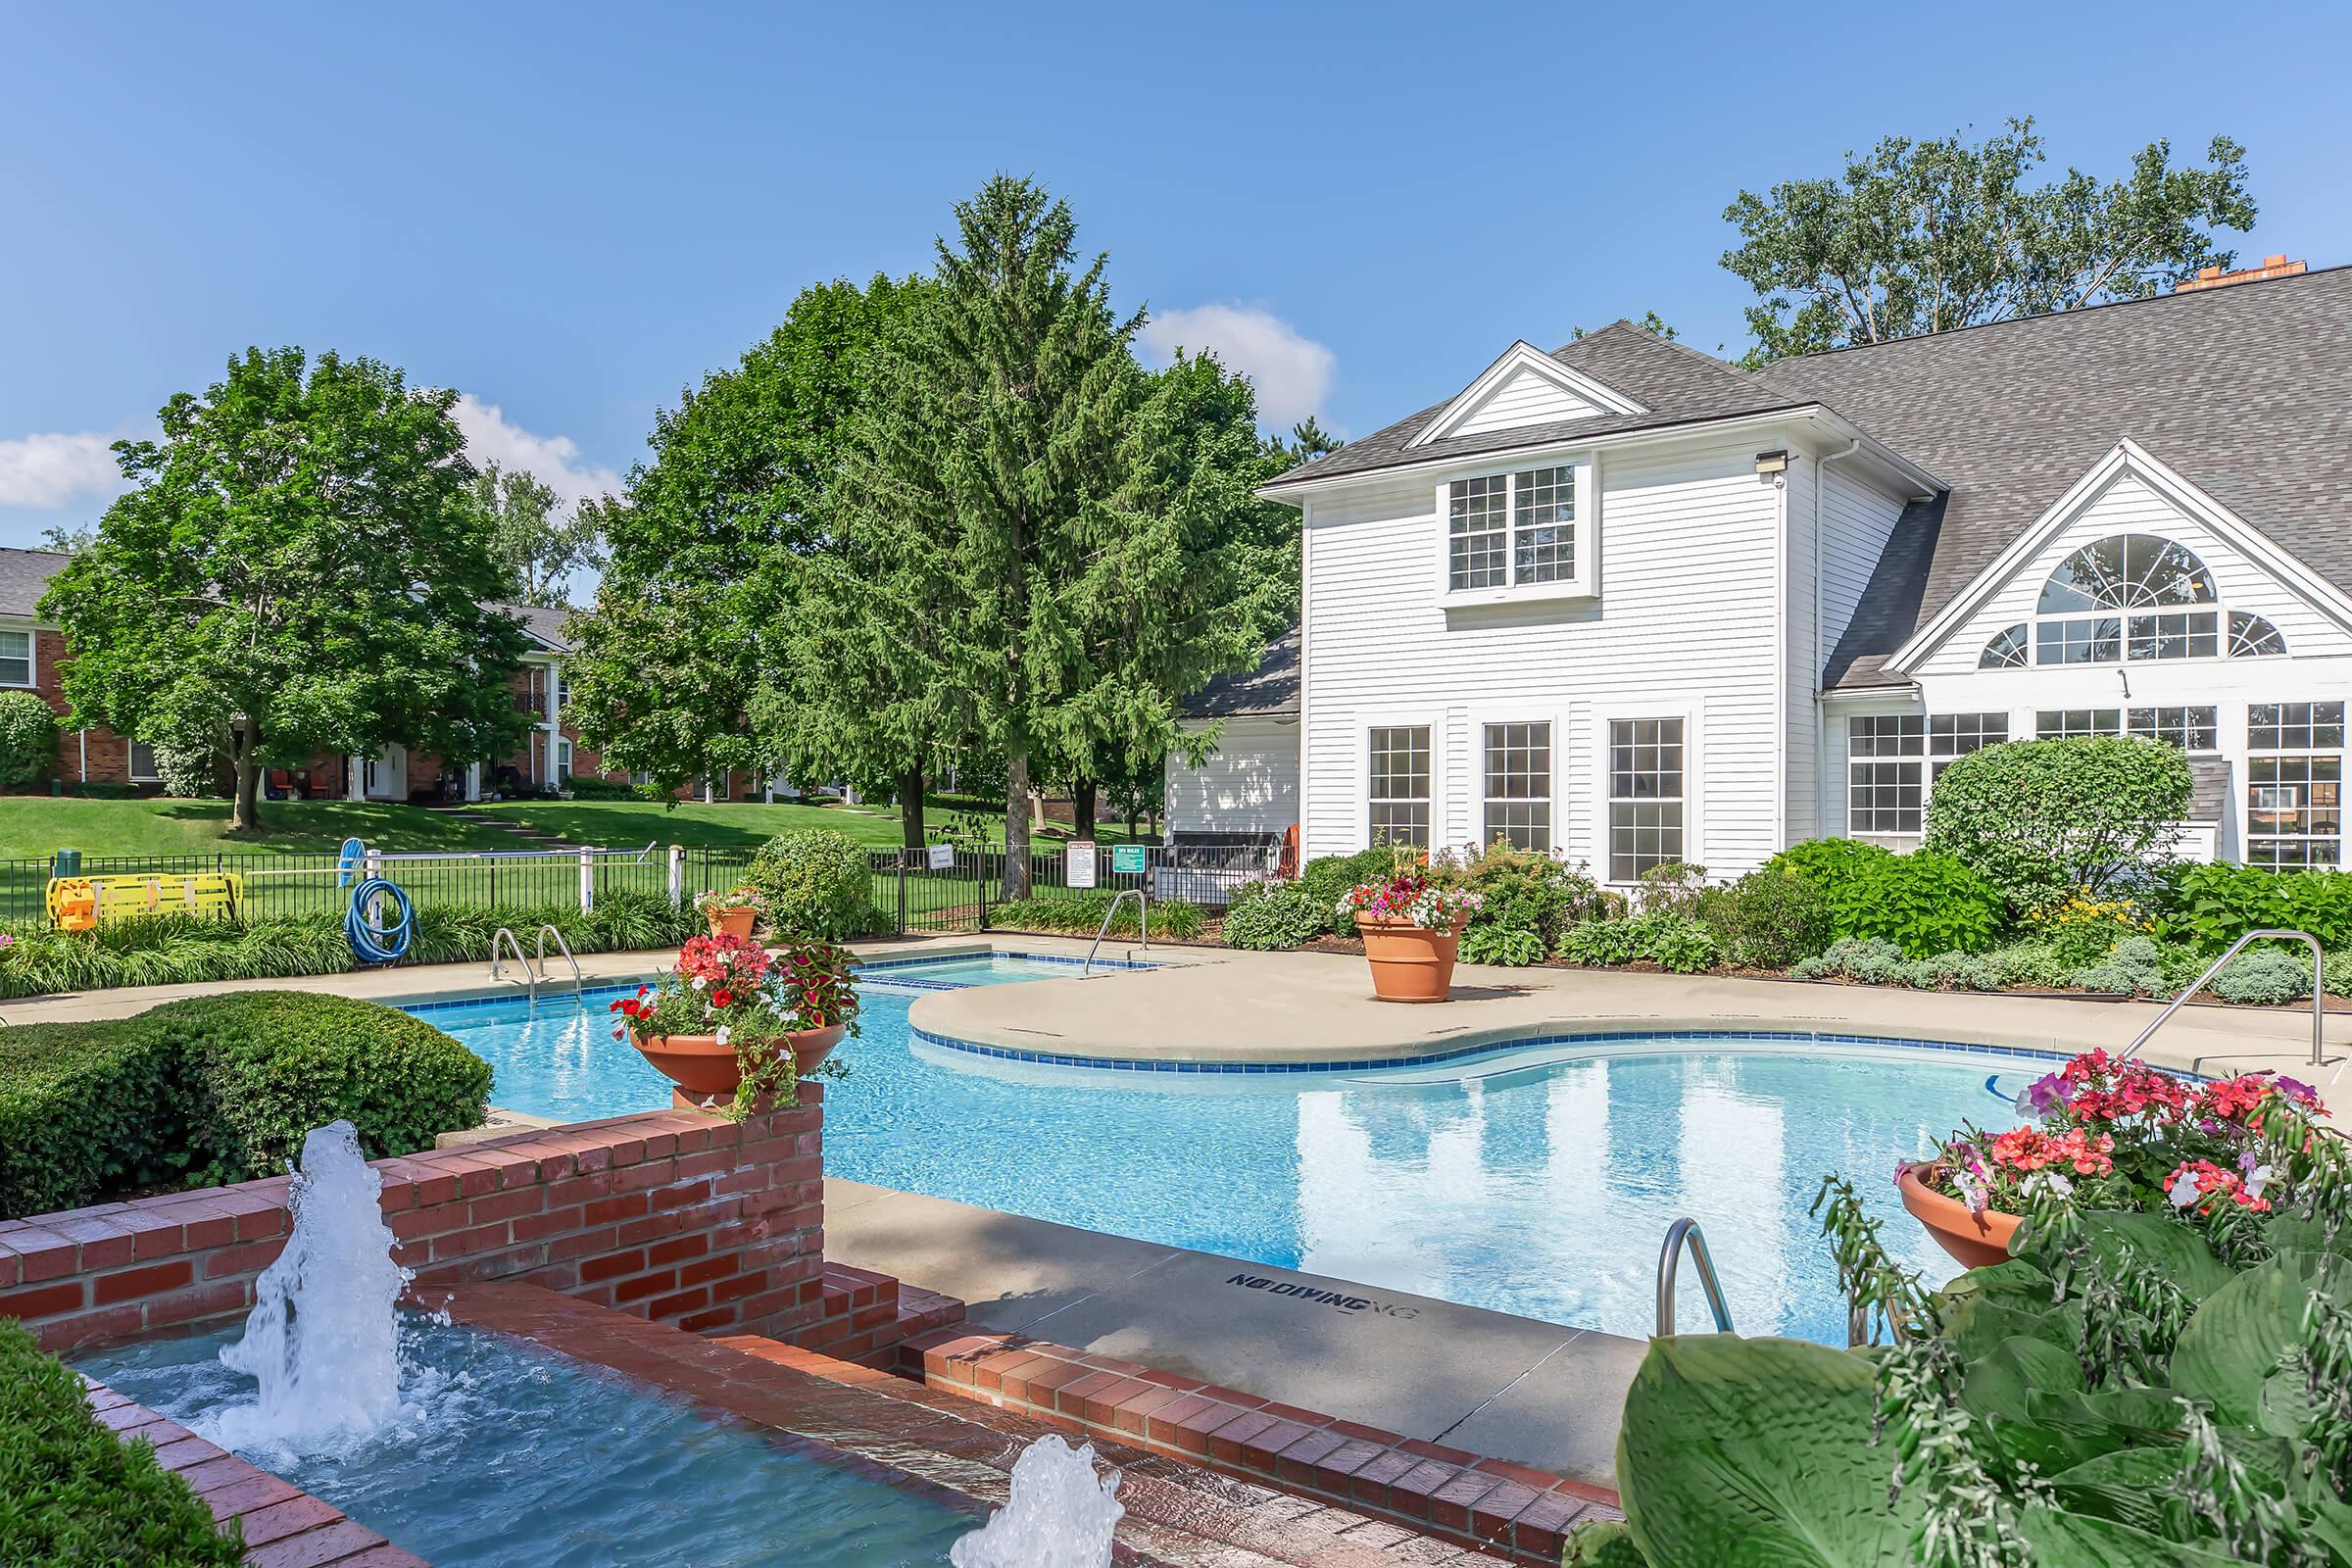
[
  {"xmin": 1067, "ymin": 841, "xmax": 1098, "ymax": 889},
  {"xmin": 926, "ymin": 843, "xmax": 955, "ymax": 871}
]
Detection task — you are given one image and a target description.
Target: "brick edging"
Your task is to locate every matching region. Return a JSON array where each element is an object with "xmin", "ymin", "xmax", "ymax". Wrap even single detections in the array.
[
  {"xmin": 84, "ymin": 1377, "xmax": 427, "ymax": 1567},
  {"xmin": 894, "ymin": 1323, "xmax": 1620, "ymax": 1564}
]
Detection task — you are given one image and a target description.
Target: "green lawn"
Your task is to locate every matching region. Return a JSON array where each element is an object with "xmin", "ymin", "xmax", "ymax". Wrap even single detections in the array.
[
  {"xmin": 0, "ymin": 798, "xmax": 534, "ymax": 862},
  {"xmin": 458, "ymin": 799, "xmax": 1152, "ymax": 849}
]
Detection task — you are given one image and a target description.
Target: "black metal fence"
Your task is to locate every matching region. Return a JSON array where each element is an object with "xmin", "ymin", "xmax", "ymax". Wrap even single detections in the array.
[{"xmin": 863, "ymin": 840, "xmax": 1282, "ymax": 934}]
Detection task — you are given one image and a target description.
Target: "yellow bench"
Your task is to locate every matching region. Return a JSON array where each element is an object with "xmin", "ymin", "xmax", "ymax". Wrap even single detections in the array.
[{"xmin": 46, "ymin": 872, "xmax": 244, "ymax": 931}]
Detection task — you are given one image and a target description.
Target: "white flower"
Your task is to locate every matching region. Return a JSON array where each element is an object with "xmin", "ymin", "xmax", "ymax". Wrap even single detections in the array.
[
  {"xmin": 715, "ymin": 1026, "xmax": 731, "ymax": 1048},
  {"xmin": 2022, "ymin": 1170, "xmax": 2073, "ymax": 1200},
  {"xmin": 1954, "ymin": 1168, "xmax": 1987, "ymax": 1214},
  {"xmin": 2168, "ymin": 1168, "xmax": 2202, "ymax": 1208},
  {"xmin": 2243, "ymin": 1163, "xmax": 2276, "ymax": 1200},
  {"xmin": 691, "ymin": 975, "xmax": 708, "ymax": 990}
]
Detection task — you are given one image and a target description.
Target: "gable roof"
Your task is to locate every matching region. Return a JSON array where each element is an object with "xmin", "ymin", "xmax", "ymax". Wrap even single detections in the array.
[
  {"xmin": 1265, "ymin": 321, "xmax": 1806, "ymax": 490},
  {"xmin": 1184, "ymin": 626, "xmax": 1298, "ymax": 719},
  {"xmin": 1755, "ymin": 265, "xmax": 2352, "ymax": 688}
]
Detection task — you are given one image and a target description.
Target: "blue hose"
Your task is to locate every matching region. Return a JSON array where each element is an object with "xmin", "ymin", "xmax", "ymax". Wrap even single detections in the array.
[{"xmin": 346, "ymin": 877, "xmax": 414, "ymax": 964}]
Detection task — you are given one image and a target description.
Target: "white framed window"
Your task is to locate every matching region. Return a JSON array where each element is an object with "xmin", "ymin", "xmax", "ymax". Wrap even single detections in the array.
[
  {"xmin": 2247, "ymin": 702, "xmax": 2343, "ymax": 869},
  {"xmin": 127, "ymin": 741, "xmax": 159, "ymax": 781},
  {"xmin": 557, "ymin": 738, "xmax": 574, "ymax": 779},
  {"xmin": 1929, "ymin": 712, "xmax": 2008, "ymax": 779},
  {"xmin": 1987, "ymin": 532, "xmax": 2288, "ymax": 668},
  {"xmin": 2037, "ymin": 709, "xmax": 2122, "ymax": 740},
  {"xmin": 1368, "ymin": 726, "xmax": 1432, "ymax": 848},
  {"xmin": 1482, "ymin": 721, "xmax": 1551, "ymax": 852},
  {"xmin": 1847, "ymin": 715, "xmax": 1925, "ymax": 837},
  {"xmin": 1439, "ymin": 462, "xmax": 1595, "ymax": 603},
  {"xmin": 1607, "ymin": 717, "xmax": 1685, "ymax": 881},
  {"xmin": 0, "ymin": 629, "xmax": 30, "ymax": 687},
  {"xmin": 2127, "ymin": 706, "xmax": 2220, "ymax": 753}
]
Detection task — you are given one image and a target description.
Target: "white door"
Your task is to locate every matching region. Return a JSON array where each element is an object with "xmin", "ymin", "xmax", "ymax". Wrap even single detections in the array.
[{"xmin": 366, "ymin": 745, "xmax": 409, "ymax": 801}]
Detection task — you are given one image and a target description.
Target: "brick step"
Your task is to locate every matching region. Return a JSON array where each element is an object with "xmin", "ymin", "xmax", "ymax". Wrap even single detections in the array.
[{"xmin": 782, "ymin": 1263, "xmax": 966, "ymax": 1366}]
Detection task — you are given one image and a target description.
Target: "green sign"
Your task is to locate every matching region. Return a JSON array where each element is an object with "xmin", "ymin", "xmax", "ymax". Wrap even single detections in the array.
[{"xmin": 1111, "ymin": 844, "xmax": 1148, "ymax": 875}]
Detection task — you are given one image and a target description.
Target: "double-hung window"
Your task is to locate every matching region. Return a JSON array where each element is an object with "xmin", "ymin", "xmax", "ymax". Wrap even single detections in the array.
[
  {"xmin": 127, "ymin": 742, "xmax": 159, "ymax": 781},
  {"xmin": 1608, "ymin": 718, "xmax": 1684, "ymax": 881},
  {"xmin": 1482, "ymin": 722, "xmax": 1551, "ymax": 852},
  {"xmin": 2247, "ymin": 702, "xmax": 2344, "ymax": 869},
  {"xmin": 1929, "ymin": 712, "xmax": 2008, "ymax": 779},
  {"xmin": 1444, "ymin": 465, "xmax": 1591, "ymax": 598},
  {"xmin": 2037, "ymin": 709, "xmax": 2121, "ymax": 740},
  {"xmin": 1847, "ymin": 715, "xmax": 1924, "ymax": 837},
  {"xmin": 1367, "ymin": 726, "xmax": 1432, "ymax": 848},
  {"xmin": 2127, "ymin": 706, "xmax": 2220, "ymax": 753},
  {"xmin": 0, "ymin": 630, "xmax": 30, "ymax": 687}
]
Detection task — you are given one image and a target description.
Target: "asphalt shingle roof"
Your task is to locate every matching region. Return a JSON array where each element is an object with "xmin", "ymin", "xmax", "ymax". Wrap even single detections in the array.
[
  {"xmin": 1185, "ymin": 626, "xmax": 1298, "ymax": 718},
  {"xmin": 0, "ymin": 548, "xmax": 67, "ymax": 617}
]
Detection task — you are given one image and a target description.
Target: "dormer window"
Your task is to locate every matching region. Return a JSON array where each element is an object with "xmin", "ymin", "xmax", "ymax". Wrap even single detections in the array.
[{"xmin": 1439, "ymin": 461, "xmax": 1595, "ymax": 604}]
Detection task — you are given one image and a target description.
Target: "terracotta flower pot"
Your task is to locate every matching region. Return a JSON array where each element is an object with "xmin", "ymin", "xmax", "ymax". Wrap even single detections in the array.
[
  {"xmin": 788, "ymin": 1022, "xmax": 846, "ymax": 1075},
  {"xmin": 628, "ymin": 1025, "xmax": 840, "ymax": 1112},
  {"xmin": 1354, "ymin": 914, "xmax": 1461, "ymax": 1003},
  {"xmin": 706, "ymin": 905, "xmax": 758, "ymax": 940},
  {"xmin": 1898, "ymin": 1164, "xmax": 2021, "ymax": 1270}
]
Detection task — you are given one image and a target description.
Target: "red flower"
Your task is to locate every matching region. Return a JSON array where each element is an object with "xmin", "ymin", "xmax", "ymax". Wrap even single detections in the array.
[{"xmin": 711, "ymin": 988, "xmax": 735, "ymax": 1008}]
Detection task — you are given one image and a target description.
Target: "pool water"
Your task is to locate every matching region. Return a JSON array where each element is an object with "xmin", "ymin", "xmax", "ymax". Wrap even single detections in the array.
[
  {"xmin": 414, "ymin": 956, "xmax": 2005, "ymax": 1345},
  {"xmin": 80, "ymin": 1321, "xmax": 972, "ymax": 1567}
]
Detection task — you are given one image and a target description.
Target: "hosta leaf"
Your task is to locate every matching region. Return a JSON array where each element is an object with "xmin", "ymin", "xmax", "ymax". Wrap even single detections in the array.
[
  {"xmin": 1616, "ymin": 1335, "xmax": 1914, "ymax": 1568},
  {"xmin": 2045, "ymin": 1446, "xmax": 2187, "ymax": 1538},
  {"xmin": 2269, "ymin": 1213, "xmax": 2352, "ymax": 1259},
  {"xmin": 1939, "ymin": 1292, "xmax": 2081, "ymax": 1360},
  {"xmin": 2172, "ymin": 1250, "xmax": 2352, "ymax": 1427},
  {"xmin": 1562, "ymin": 1520, "xmax": 1653, "ymax": 1567},
  {"xmin": 2015, "ymin": 1504, "xmax": 2242, "ymax": 1566},
  {"xmin": 2303, "ymin": 1496, "xmax": 2352, "ymax": 1566},
  {"xmin": 2063, "ymin": 1210, "xmax": 2235, "ymax": 1302},
  {"xmin": 1963, "ymin": 1336, "xmax": 2101, "ymax": 1472}
]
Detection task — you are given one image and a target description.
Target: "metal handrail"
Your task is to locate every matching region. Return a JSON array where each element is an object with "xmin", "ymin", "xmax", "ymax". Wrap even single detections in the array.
[
  {"xmin": 1084, "ymin": 889, "xmax": 1149, "ymax": 977},
  {"xmin": 1655, "ymin": 1218, "xmax": 1734, "ymax": 1338},
  {"xmin": 488, "ymin": 927, "xmax": 536, "ymax": 1004},
  {"xmin": 534, "ymin": 923, "xmax": 585, "ymax": 1004},
  {"xmin": 2121, "ymin": 927, "xmax": 2328, "ymax": 1067}
]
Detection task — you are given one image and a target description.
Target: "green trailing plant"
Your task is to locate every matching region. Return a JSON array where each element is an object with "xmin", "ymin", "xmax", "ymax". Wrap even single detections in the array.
[
  {"xmin": 1218, "ymin": 882, "xmax": 1328, "ymax": 951},
  {"xmin": 0, "ymin": 689, "xmax": 61, "ymax": 791},
  {"xmin": 1923, "ymin": 737, "xmax": 2193, "ymax": 913},
  {"xmin": 0, "ymin": 1320, "xmax": 244, "ymax": 1566},
  {"xmin": 1, "ymin": 992, "xmax": 488, "ymax": 1216},
  {"xmin": 1697, "ymin": 868, "xmax": 1835, "ymax": 969},
  {"xmin": 746, "ymin": 827, "xmax": 886, "ymax": 939},
  {"xmin": 987, "ymin": 890, "xmax": 1206, "ymax": 940}
]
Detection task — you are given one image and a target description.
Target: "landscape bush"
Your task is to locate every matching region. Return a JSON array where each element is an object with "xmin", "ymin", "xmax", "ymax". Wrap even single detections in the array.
[
  {"xmin": 1298, "ymin": 848, "xmax": 1414, "ymax": 933},
  {"xmin": 1922, "ymin": 735, "xmax": 2192, "ymax": 912},
  {"xmin": 1762, "ymin": 836, "xmax": 1894, "ymax": 890},
  {"xmin": 2024, "ymin": 889, "xmax": 2155, "ymax": 968},
  {"xmin": 0, "ymin": 1320, "xmax": 244, "ymax": 1567},
  {"xmin": 2207, "ymin": 945, "xmax": 2313, "ymax": 1005},
  {"xmin": 2066, "ymin": 932, "xmax": 2174, "ymax": 997},
  {"xmin": 0, "ymin": 993, "xmax": 487, "ymax": 1216},
  {"xmin": 153, "ymin": 740, "xmax": 223, "ymax": 799},
  {"xmin": 1460, "ymin": 842, "xmax": 1606, "ymax": 953},
  {"xmin": 1217, "ymin": 882, "xmax": 1326, "ymax": 951},
  {"xmin": 1459, "ymin": 921, "xmax": 1545, "ymax": 966},
  {"xmin": 2164, "ymin": 860, "xmax": 2352, "ymax": 952},
  {"xmin": 1695, "ymin": 869, "xmax": 1834, "ymax": 969},
  {"xmin": 1557, "ymin": 910, "xmax": 1719, "ymax": 974},
  {"xmin": 747, "ymin": 827, "xmax": 885, "ymax": 939},
  {"xmin": 0, "ymin": 689, "xmax": 59, "ymax": 791},
  {"xmin": 988, "ymin": 889, "xmax": 1206, "ymax": 940},
  {"xmin": 559, "ymin": 775, "xmax": 645, "ymax": 801},
  {"xmin": 1823, "ymin": 849, "xmax": 2007, "ymax": 956}
]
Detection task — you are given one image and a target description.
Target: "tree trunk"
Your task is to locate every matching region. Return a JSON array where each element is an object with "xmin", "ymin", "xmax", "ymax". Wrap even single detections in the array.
[
  {"xmin": 228, "ymin": 720, "xmax": 263, "ymax": 832},
  {"xmin": 1071, "ymin": 776, "xmax": 1098, "ymax": 842},
  {"xmin": 898, "ymin": 765, "xmax": 927, "ymax": 852},
  {"xmin": 1004, "ymin": 751, "xmax": 1034, "ymax": 901}
]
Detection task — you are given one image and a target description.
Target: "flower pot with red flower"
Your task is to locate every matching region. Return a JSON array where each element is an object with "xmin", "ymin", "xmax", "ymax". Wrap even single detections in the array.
[
  {"xmin": 610, "ymin": 933, "xmax": 860, "ymax": 1118},
  {"xmin": 695, "ymin": 886, "xmax": 765, "ymax": 941},
  {"xmin": 1901, "ymin": 1047, "xmax": 2327, "ymax": 1268},
  {"xmin": 1335, "ymin": 872, "xmax": 1483, "ymax": 1003}
]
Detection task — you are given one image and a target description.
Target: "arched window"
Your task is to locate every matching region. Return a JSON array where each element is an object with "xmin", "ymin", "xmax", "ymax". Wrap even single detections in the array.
[
  {"xmin": 1979, "ymin": 624, "xmax": 2028, "ymax": 668},
  {"xmin": 2025, "ymin": 533, "xmax": 2284, "ymax": 664}
]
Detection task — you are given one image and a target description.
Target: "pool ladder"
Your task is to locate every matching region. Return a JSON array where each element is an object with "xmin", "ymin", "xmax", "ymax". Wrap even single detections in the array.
[
  {"xmin": 1654, "ymin": 1218, "xmax": 1734, "ymax": 1338},
  {"xmin": 1083, "ymin": 889, "xmax": 1149, "ymax": 978},
  {"xmin": 487, "ymin": 924, "xmax": 585, "ymax": 1006},
  {"xmin": 2120, "ymin": 927, "xmax": 2328, "ymax": 1067}
]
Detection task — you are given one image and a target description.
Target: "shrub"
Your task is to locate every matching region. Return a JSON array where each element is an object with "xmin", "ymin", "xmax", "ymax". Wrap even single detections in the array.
[
  {"xmin": 154, "ymin": 740, "xmax": 223, "ymax": 799},
  {"xmin": 1459, "ymin": 843, "xmax": 1604, "ymax": 950},
  {"xmin": 988, "ymin": 890, "xmax": 1207, "ymax": 940},
  {"xmin": 1696, "ymin": 870, "xmax": 1834, "ymax": 970},
  {"xmin": 746, "ymin": 829, "xmax": 884, "ymax": 940},
  {"xmin": 1459, "ymin": 921, "xmax": 1545, "ymax": 966},
  {"xmin": 2025, "ymin": 889, "xmax": 2155, "ymax": 968},
  {"xmin": 1923, "ymin": 736, "xmax": 2192, "ymax": 911},
  {"xmin": 1218, "ymin": 883, "xmax": 1325, "ymax": 951},
  {"xmin": 2164, "ymin": 860, "xmax": 2352, "ymax": 953},
  {"xmin": 1791, "ymin": 936, "xmax": 1909, "ymax": 985},
  {"xmin": 1821, "ymin": 851, "xmax": 2005, "ymax": 957},
  {"xmin": 1299, "ymin": 848, "xmax": 1414, "ymax": 933},
  {"xmin": 1633, "ymin": 861, "xmax": 1707, "ymax": 916},
  {"xmin": 2069, "ymin": 933, "xmax": 2172, "ymax": 996},
  {"xmin": 2208, "ymin": 945, "xmax": 2313, "ymax": 1005},
  {"xmin": 0, "ymin": 1018, "xmax": 190, "ymax": 1218},
  {"xmin": 0, "ymin": 1320, "xmax": 244, "ymax": 1567},
  {"xmin": 1763, "ymin": 836, "xmax": 1894, "ymax": 889},
  {"xmin": 0, "ymin": 689, "xmax": 59, "ymax": 791},
  {"xmin": 1557, "ymin": 910, "xmax": 1718, "ymax": 974},
  {"xmin": 561, "ymin": 775, "xmax": 645, "ymax": 801}
]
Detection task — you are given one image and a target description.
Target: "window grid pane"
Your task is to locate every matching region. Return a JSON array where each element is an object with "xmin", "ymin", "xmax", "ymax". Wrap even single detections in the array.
[
  {"xmin": 1367, "ymin": 726, "xmax": 1433, "ymax": 849},
  {"xmin": 2036, "ymin": 709, "xmax": 2122, "ymax": 741},
  {"xmin": 0, "ymin": 629, "xmax": 27, "ymax": 687},
  {"xmin": 1608, "ymin": 718, "xmax": 1685, "ymax": 880},
  {"xmin": 2249, "ymin": 703, "xmax": 2347, "ymax": 753},
  {"xmin": 1510, "ymin": 466, "xmax": 1575, "ymax": 584},
  {"xmin": 2127, "ymin": 706, "xmax": 2220, "ymax": 752},
  {"xmin": 1448, "ymin": 476, "xmax": 1507, "ymax": 590},
  {"xmin": 1482, "ymin": 721, "xmax": 1551, "ymax": 851}
]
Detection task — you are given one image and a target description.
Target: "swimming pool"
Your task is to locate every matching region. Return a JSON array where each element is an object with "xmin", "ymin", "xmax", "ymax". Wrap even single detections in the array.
[
  {"xmin": 81, "ymin": 1319, "xmax": 972, "ymax": 1567},
  {"xmin": 411, "ymin": 954, "xmax": 2009, "ymax": 1345}
]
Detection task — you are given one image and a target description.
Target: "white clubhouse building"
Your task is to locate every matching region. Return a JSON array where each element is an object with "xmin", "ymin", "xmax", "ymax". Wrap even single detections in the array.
[{"xmin": 1169, "ymin": 259, "xmax": 2351, "ymax": 883}]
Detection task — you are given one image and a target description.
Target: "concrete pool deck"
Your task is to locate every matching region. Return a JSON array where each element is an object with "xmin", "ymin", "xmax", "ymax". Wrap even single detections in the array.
[
  {"xmin": 910, "ymin": 940, "xmax": 2350, "ymax": 1085},
  {"xmin": 824, "ymin": 1177, "xmax": 1644, "ymax": 1488}
]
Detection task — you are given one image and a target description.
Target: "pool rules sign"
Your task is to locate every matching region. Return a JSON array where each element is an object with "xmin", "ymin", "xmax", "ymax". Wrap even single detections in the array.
[{"xmin": 1067, "ymin": 842, "xmax": 1098, "ymax": 889}]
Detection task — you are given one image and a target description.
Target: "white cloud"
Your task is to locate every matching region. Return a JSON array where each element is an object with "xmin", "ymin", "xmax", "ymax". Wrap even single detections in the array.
[
  {"xmin": 1136, "ymin": 304, "xmax": 1337, "ymax": 433},
  {"xmin": 0, "ymin": 430, "xmax": 125, "ymax": 510},
  {"xmin": 450, "ymin": 394, "xmax": 624, "ymax": 513}
]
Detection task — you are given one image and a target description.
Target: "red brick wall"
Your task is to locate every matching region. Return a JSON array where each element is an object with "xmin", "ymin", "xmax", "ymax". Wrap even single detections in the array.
[{"xmin": 0, "ymin": 1099, "xmax": 825, "ymax": 1355}]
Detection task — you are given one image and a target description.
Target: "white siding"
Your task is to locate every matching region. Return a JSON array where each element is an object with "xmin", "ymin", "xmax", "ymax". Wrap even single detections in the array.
[
  {"xmin": 1819, "ymin": 463, "xmax": 1907, "ymax": 663},
  {"xmin": 1447, "ymin": 367, "xmax": 1604, "ymax": 438},
  {"xmin": 1302, "ymin": 438, "xmax": 1787, "ymax": 881},
  {"xmin": 1783, "ymin": 452, "xmax": 1819, "ymax": 843},
  {"xmin": 1164, "ymin": 716, "xmax": 1299, "ymax": 836}
]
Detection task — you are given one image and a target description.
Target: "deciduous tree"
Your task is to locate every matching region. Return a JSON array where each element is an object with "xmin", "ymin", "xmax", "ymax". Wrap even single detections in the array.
[
  {"xmin": 40, "ymin": 348, "xmax": 531, "ymax": 829},
  {"xmin": 463, "ymin": 461, "xmax": 602, "ymax": 609}
]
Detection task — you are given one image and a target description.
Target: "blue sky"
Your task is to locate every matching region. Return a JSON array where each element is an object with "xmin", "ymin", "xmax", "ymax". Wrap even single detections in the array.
[{"xmin": 3, "ymin": 2, "xmax": 2344, "ymax": 549}]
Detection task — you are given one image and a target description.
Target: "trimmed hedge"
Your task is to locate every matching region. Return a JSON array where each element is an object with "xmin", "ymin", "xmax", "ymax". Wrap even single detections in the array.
[
  {"xmin": 0, "ymin": 1320, "xmax": 243, "ymax": 1567},
  {"xmin": 0, "ymin": 993, "xmax": 489, "ymax": 1219},
  {"xmin": 747, "ymin": 829, "xmax": 886, "ymax": 940}
]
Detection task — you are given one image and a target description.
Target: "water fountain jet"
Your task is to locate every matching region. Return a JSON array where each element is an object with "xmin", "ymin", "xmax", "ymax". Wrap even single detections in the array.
[{"xmin": 950, "ymin": 1434, "xmax": 1124, "ymax": 1567}]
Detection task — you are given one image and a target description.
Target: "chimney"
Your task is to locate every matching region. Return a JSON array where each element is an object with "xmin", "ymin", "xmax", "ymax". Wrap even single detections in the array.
[{"xmin": 2175, "ymin": 255, "xmax": 2308, "ymax": 293}]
